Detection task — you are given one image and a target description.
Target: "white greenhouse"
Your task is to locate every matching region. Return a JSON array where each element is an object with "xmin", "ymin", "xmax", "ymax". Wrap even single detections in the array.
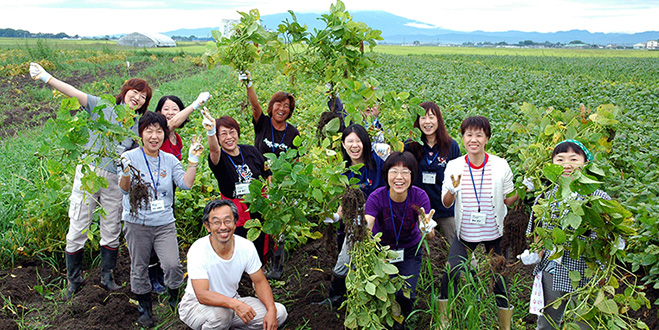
[{"xmin": 116, "ymin": 32, "xmax": 176, "ymax": 48}]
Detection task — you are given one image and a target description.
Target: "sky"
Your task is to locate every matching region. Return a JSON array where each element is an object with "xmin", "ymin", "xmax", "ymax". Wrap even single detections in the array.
[{"xmin": 3, "ymin": 0, "xmax": 658, "ymax": 37}]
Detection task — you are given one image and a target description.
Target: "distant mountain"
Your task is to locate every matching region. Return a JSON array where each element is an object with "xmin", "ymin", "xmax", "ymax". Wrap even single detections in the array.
[{"xmin": 161, "ymin": 11, "xmax": 658, "ymax": 46}]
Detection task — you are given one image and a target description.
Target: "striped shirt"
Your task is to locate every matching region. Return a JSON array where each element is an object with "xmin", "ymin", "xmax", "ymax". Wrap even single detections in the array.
[{"xmin": 459, "ymin": 155, "xmax": 502, "ymax": 242}]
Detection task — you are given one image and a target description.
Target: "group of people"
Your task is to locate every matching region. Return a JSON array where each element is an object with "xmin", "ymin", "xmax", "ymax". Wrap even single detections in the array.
[{"xmin": 30, "ymin": 61, "xmax": 607, "ymax": 330}]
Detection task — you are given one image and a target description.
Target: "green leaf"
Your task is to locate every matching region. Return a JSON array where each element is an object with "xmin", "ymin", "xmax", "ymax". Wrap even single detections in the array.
[
  {"xmin": 382, "ymin": 263, "xmax": 399, "ymax": 275},
  {"xmin": 243, "ymin": 219, "xmax": 261, "ymax": 229},
  {"xmin": 595, "ymin": 299, "xmax": 618, "ymax": 315},
  {"xmin": 542, "ymin": 163, "xmax": 564, "ymax": 183},
  {"xmin": 365, "ymin": 282, "xmax": 376, "ymax": 295},
  {"xmin": 246, "ymin": 228, "xmax": 261, "ymax": 241},
  {"xmin": 552, "ymin": 227, "xmax": 567, "ymax": 244}
]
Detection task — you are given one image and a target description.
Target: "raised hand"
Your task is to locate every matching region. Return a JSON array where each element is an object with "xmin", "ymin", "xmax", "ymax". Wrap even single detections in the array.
[
  {"xmin": 29, "ymin": 62, "xmax": 52, "ymax": 83},
  {"xmin": 418, "ymin": 207, "xmax": 437, "ymax": 234},
  {"xmin": 201, "ymin": 107, "xmax": 216, "ymax": 136},
  {"xmin": 188, "ymin": 135, "xmax": 204, "ymax": 164},
  {"xmin": 191, "ymin": 92, "xmax": 211, "ymax": 110},
  {"xmin": 448, "ymin": 174, "xmax": 462, "ymax": 195},
  {"xmin": 238, "ymin": 70, "xmax": 252, "ymax": 88}
]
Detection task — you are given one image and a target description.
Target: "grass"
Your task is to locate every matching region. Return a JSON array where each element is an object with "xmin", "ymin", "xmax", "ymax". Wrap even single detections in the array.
[{"xmin": 374, "ymin": 45, "xmax": 659, "ymax": 58}]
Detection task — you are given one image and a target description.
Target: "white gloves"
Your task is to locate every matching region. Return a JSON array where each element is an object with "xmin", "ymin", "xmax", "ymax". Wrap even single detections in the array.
[
  {"xmin": 617, "ymin": 238, "xmax": 626, "ymax": 251},
  {"xmin": 188, "ymin": 135, "xmax": 204, "ymax": 164},
  {"xmin": 446, "ymin": 185, "xmax": 461, "ymax": 195},
  {"xmin": 522, "ymin": 177, "xmax": 535, "ymax": 191},
  {"xmin": 419, "ymin": 219, "xmax": 437, "ymax": 234},
  {"xmin": 323, "ymin": 212, "xmax": 341, "ymax": 224},
  {"xmin": 200, "ymin": 107, "xmax": 216, "ymax": 136},
  {"xmin": 517, "ymin": 249, "xmax": 541, "ymax": 265},
  {"xmin": 238, "ymin": 71, "xmax": 252, "ymax": 88},
  {"xmin": 191, "ymin": 92, "xmax": 211, "ymax": 110},
  {"xmin": 373, "ymin": 143, "xmax": 391, "ymax": 160},
  {"xmin": 447, "ymin": 174, "xmax": 462, "ymax": 195},
  {"xmin": 29, "ymin": 62, "xmax": 52, "ymax": 83},
  {"xmin": 120, "ymin": 157, "xmax": 131, "ymax": 177}
]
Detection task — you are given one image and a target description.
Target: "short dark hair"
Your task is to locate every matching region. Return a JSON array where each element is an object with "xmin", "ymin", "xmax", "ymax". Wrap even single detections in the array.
[
  {"xmin": 215, "ymin": 116, "xmax": 241, "ymax": 138},
  {"xmin": 138, "ymin": 111, "xmax": 169, "ymax": 142},
  {"xmin": 155, "ymin": 95, "xmax": 188, "ymax": 128},
  {"xmin": 267, "ymin": 92, "xmax": 295, "ymax": 120},
  {"xmin": 116, "ymin": 78, "xmax": 152, "ymax": 115},
  {"xmin": 460, "ymin": 116, "xmax": 491, "ymax": 138},
  {"xmin": 552, "ymin": 141, "xmax": 587, "ymax": 160},
  {"xmin": 382, "ymin": 151, "xmax": 418, "ymax": 190},
  {"xmin": 202, "ymin": 199, "xmax": 239, "ymax": 225},
  {"xmin": 341, "ymin": 124, "xmax": 375, "ymax": 171}
]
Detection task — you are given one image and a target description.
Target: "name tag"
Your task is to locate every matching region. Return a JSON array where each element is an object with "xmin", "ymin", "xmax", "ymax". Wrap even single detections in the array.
[
  {"xmin": 422, "ymin": 171, "xmax": 436, "ymax": 184},
  {"xmin": 469, "ymin": 212, "xmax": 487, "ymax": 225},
  {"xmin": 390, "ymin": 249, "xmax": 405, "ymax": 264},
  {"xmin": 235, "ymin": 183, "xmax": 250, "ymax": 197},
  {"xmin": 150, "ymin": 199, "xmax": 165, "ymax": 212}
]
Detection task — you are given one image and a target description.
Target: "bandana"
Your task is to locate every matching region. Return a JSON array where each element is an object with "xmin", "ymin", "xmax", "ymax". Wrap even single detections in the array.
[{"xmin": 556, "ymin": 139, "xmax": 593, "ymax": 162}]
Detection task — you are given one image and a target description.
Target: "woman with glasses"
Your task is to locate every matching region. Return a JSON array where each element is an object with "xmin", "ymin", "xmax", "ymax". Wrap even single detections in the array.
[
  {"xmin": 364, "ymin": 151, "xmax": 436, "ymax": 327},
  {"xmin": 201, "ymin": 109, "xmax": 272, "ymax": 264}
]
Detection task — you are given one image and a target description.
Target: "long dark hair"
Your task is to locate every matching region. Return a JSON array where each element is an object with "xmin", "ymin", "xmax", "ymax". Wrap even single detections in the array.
[
  {"xmin": 409, "ymin": 102, "xmax": 452, "ymax": 161},
  {"xmin": 155, "ymin": 95, "xmax": 188, "ymax": 128},
  {"xmin": 341, "ymin": 124, "xmax": 375, "ymax": 171}
]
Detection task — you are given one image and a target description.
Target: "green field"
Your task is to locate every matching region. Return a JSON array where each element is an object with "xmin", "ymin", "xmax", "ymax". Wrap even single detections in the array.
[{"xmin": 1, "ymin": 37, "xmax": 658, "ymax": 329}]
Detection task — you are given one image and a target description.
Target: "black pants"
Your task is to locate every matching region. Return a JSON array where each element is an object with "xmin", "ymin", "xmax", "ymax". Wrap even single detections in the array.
[{"xmin": 440, "ymin": 236, "xmax": 509, "ymax": 308}]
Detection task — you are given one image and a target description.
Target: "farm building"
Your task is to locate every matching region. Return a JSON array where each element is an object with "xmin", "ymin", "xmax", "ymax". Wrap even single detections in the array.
[{"xmin": 116, "ymin": 32, "xmax": 176, "ymax": 48}]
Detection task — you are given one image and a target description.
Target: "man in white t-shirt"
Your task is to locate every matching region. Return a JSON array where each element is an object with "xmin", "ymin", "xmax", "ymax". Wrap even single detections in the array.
[{"xmin": 179, "ymin": 200, "xmax": 287, "ymax": 330}]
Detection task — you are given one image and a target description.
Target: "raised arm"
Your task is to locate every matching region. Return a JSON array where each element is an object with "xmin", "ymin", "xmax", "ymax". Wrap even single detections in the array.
[
  {"xmin": 30, "ymin": 62, "xmax": 88, "ymax": 107},
  {"xmin": 201, "ymin": 107, "xmax": 221, "ymax": 165},
  {"xmin": 168, "ymin": 92, "xmax": 211, "ymax": 130},
  {"xmin": 183, "ymin": 135, "xmax": 203, "ymax": 188},
  {"xmin": 239, "ymin": 71, "xmax": 263, "ymax": 122}
]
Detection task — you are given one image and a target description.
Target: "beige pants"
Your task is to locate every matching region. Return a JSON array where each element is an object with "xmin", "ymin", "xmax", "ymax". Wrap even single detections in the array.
[
  {"xmin": 66, "ymin": 165, "xmax": 123, "ymax": 252},
  {"xmin": 178, "ymin": 291, "xmax": 288, "ymax": 330}
]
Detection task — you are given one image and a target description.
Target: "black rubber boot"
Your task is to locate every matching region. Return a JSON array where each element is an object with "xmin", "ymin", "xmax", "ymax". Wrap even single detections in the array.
[
  {"xmin": 65, "ymin": 249, "xmax": 84, "ymax": 300},
  {"xmin": 100, "ymin": 246, "xmax": 121, "ymax": 290},
  {"xmin": 136, "ymin": 293, "xmax": 156, "ymax": 327},
  {"xmin": 266, "ymin": 243, "xmax": 285, "ymax": 280},
  {"xmin": 314, "ymin": 275, "xmax": 346, "ymax": 308},
  {"xmin": 168, "ymin": 287, "xmax": 180, "ymax": 313}
]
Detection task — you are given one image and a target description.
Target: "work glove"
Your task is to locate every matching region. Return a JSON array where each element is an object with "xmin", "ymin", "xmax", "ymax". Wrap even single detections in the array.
[
  {"xmin": 188, "ymin": 135, "xmax": 204, "ymax": 164},
  {"xmin": 517, "ymin": 249, "xmax": 541, "ymax": 265},
  {"xmin": 447, "ymin": 174, "xmax": 462, "ymax": 195},
  {"xmin": 29, "ymin": 62, "xmax": 52, "ymax": 83},
  {"xmin": 191, "ymin": 92, "xmax": 211, "ymax": 110},
  {"xmin": 120, "ymin": 157, "xmax": 131, "ymax": 177},
  {"xmin": 201, "ymin": 107, "xmax": 216, "ymax": 136},
  {"xmin": 418, "ymin": 207, "xmax": 437, "ymax": 234},
  {"xmin": 238, "ymin": 71, "xmax": 252, "ymax": 88},
  {"xmin": 373, "ymin": 143, "xmax": 391, "ymax": 160},
  {"xmin": 323, "ymin": 212, "xmax": 341, "ymax": 224},
  {"xmin": 522, "ymin": 177, "xmax": 535, "ymax": 191}
]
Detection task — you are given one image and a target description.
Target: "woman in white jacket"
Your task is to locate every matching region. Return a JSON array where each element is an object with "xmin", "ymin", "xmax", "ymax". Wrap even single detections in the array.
[{"xmin": 437, "ymin": 116, "xmax": 519, "ymax": 330}]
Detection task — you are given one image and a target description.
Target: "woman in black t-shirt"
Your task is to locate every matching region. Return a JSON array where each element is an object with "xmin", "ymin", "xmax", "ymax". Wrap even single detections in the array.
[
  {"xmin": 239, "ymin": 72, "xmax": 300, "ymax": 157},
  {"xmin": 202, "ymin": 111, "xmax": 272, "ymax": 262}
]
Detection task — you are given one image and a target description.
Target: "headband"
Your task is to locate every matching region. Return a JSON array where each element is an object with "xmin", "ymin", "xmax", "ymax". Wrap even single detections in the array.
[{"xmin": 556, "ymin": 139, "xmax": 593, "ymax": 162}]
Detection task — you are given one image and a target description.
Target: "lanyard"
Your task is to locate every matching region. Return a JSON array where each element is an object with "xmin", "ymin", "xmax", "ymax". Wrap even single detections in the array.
[
  {"xmin": 388, "ymin": 190, "xmax": 409, "ymax": 248},
  {"xmin": 222, "ymin": 147, "xmax": 246, "ymax": 180},
  {"xmin": 425, "ymin": 146, "xmax": 439, "ymax": 166},
  {"xmin": 270, "ymin": 118, "xmax": 288, "ymax": 153},
  {"xmin": 466, "ymin": 154, "xmax": 487, "ymax": 212},
  {"xmin": 141, "ymin": 147, "xmax": 161, "ymax": 199}
]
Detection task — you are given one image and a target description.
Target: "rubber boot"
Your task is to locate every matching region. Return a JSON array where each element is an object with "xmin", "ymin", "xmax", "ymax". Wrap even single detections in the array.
[
  {"xmin": 100, "ymin": 246, "xmax": 121, "ymax": 290},
  {"xmin": 436, "ymin": 299, "xmax": 450, "ymax": 330},
  {"xmin": 266, "ymin": 244, "xmax": 285, "ymax": 280},
  {"xmin": 314, "ymin": 275, "xmax": 346, "ymax": 308},
  {"xmin": 65, "ymin": 249, "xmax": 84, "ymax": 300},
  {"xmin": 149, "ymin": 263, "xmax": 166, "ymax": 294},
  {"xmin": 136, "ymin": 293, "xmax": 156, "ymax": 327},
  {"xmin": 168, "ymin": 287, "xmax": 180, "ymax": 313},
  {"xmin": 496, "ymin": 306, "xmax": 513, "ymax": 330}
]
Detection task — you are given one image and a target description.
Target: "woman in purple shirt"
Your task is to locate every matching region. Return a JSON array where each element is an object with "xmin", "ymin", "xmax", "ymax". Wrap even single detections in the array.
[{"xmin": 365, "ymin": 151, "xmax": 435, "ymax": 325}]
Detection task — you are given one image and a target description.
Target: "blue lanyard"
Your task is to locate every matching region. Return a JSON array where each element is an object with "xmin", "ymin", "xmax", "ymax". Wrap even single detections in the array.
[
  {"xmin": 426, "ymin": 147, "xmax": 439, "ymax": 166},
  {"xmin": 140, "ymin": 147, "xmax": 161, "ymax": 199},
  {"xmin": 270, "ymin": 118, "xmax": 288, "ymax": 153},
  {"xmin": 466, "ymin": 154, "xmax": 488, "ymax": 212},
  {"xmin": 222, "ymin": 147, "xmax": 245, "ymax": 178},
  {"xmin": 388, "ymin": 190, "xmax": 409, "ymax": 248}
]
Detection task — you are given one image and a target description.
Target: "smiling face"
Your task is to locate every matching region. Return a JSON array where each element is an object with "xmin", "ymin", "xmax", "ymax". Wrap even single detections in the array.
[
  {"xmin": 342, "ymin": 132, "xmax": 364, "ymax": 164},
  {"xmin": 271, "ymin": 99, "xmax": 291, "ymax": 124},
  {"xmin": 462, "ymin": 127, "xmax": 489, "ymax": 157},
  {"xmin": 552, "ymin": 149, "xmax": 586, "ymax": 175},
  {"xmin": 141, "ymin": 123, "xmax": 165, "ymax": 155},
  {"xmin": 159, "ymin": 99, "xmax": 180, "ymax": 121},
  {"xmin": 123, "ymin": 89, "xmax": 147, "ymax": 110},
  {"xmin": 419, "ymin": 111, "xmax": 439, "ymax": 137},
  {"xmin": 218, "ymin": 125, "xmax": 239, "ymax": 154},
  {"xmin": 204, "ymin": 205, "xmax": 236, "ymax": 245},
  {"xmin": 387, "ymin": 164, "xmax": 412, "ymax": 195}
]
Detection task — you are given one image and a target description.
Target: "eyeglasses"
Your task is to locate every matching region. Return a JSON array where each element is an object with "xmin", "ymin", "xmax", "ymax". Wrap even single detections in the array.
[
  {"xmin": 388, "ymin": 169, "xmax": 412, "ymax": 177},
  {"xmin": 208, "ymin": 219, "xmax": 235, "ymax": 227}
]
